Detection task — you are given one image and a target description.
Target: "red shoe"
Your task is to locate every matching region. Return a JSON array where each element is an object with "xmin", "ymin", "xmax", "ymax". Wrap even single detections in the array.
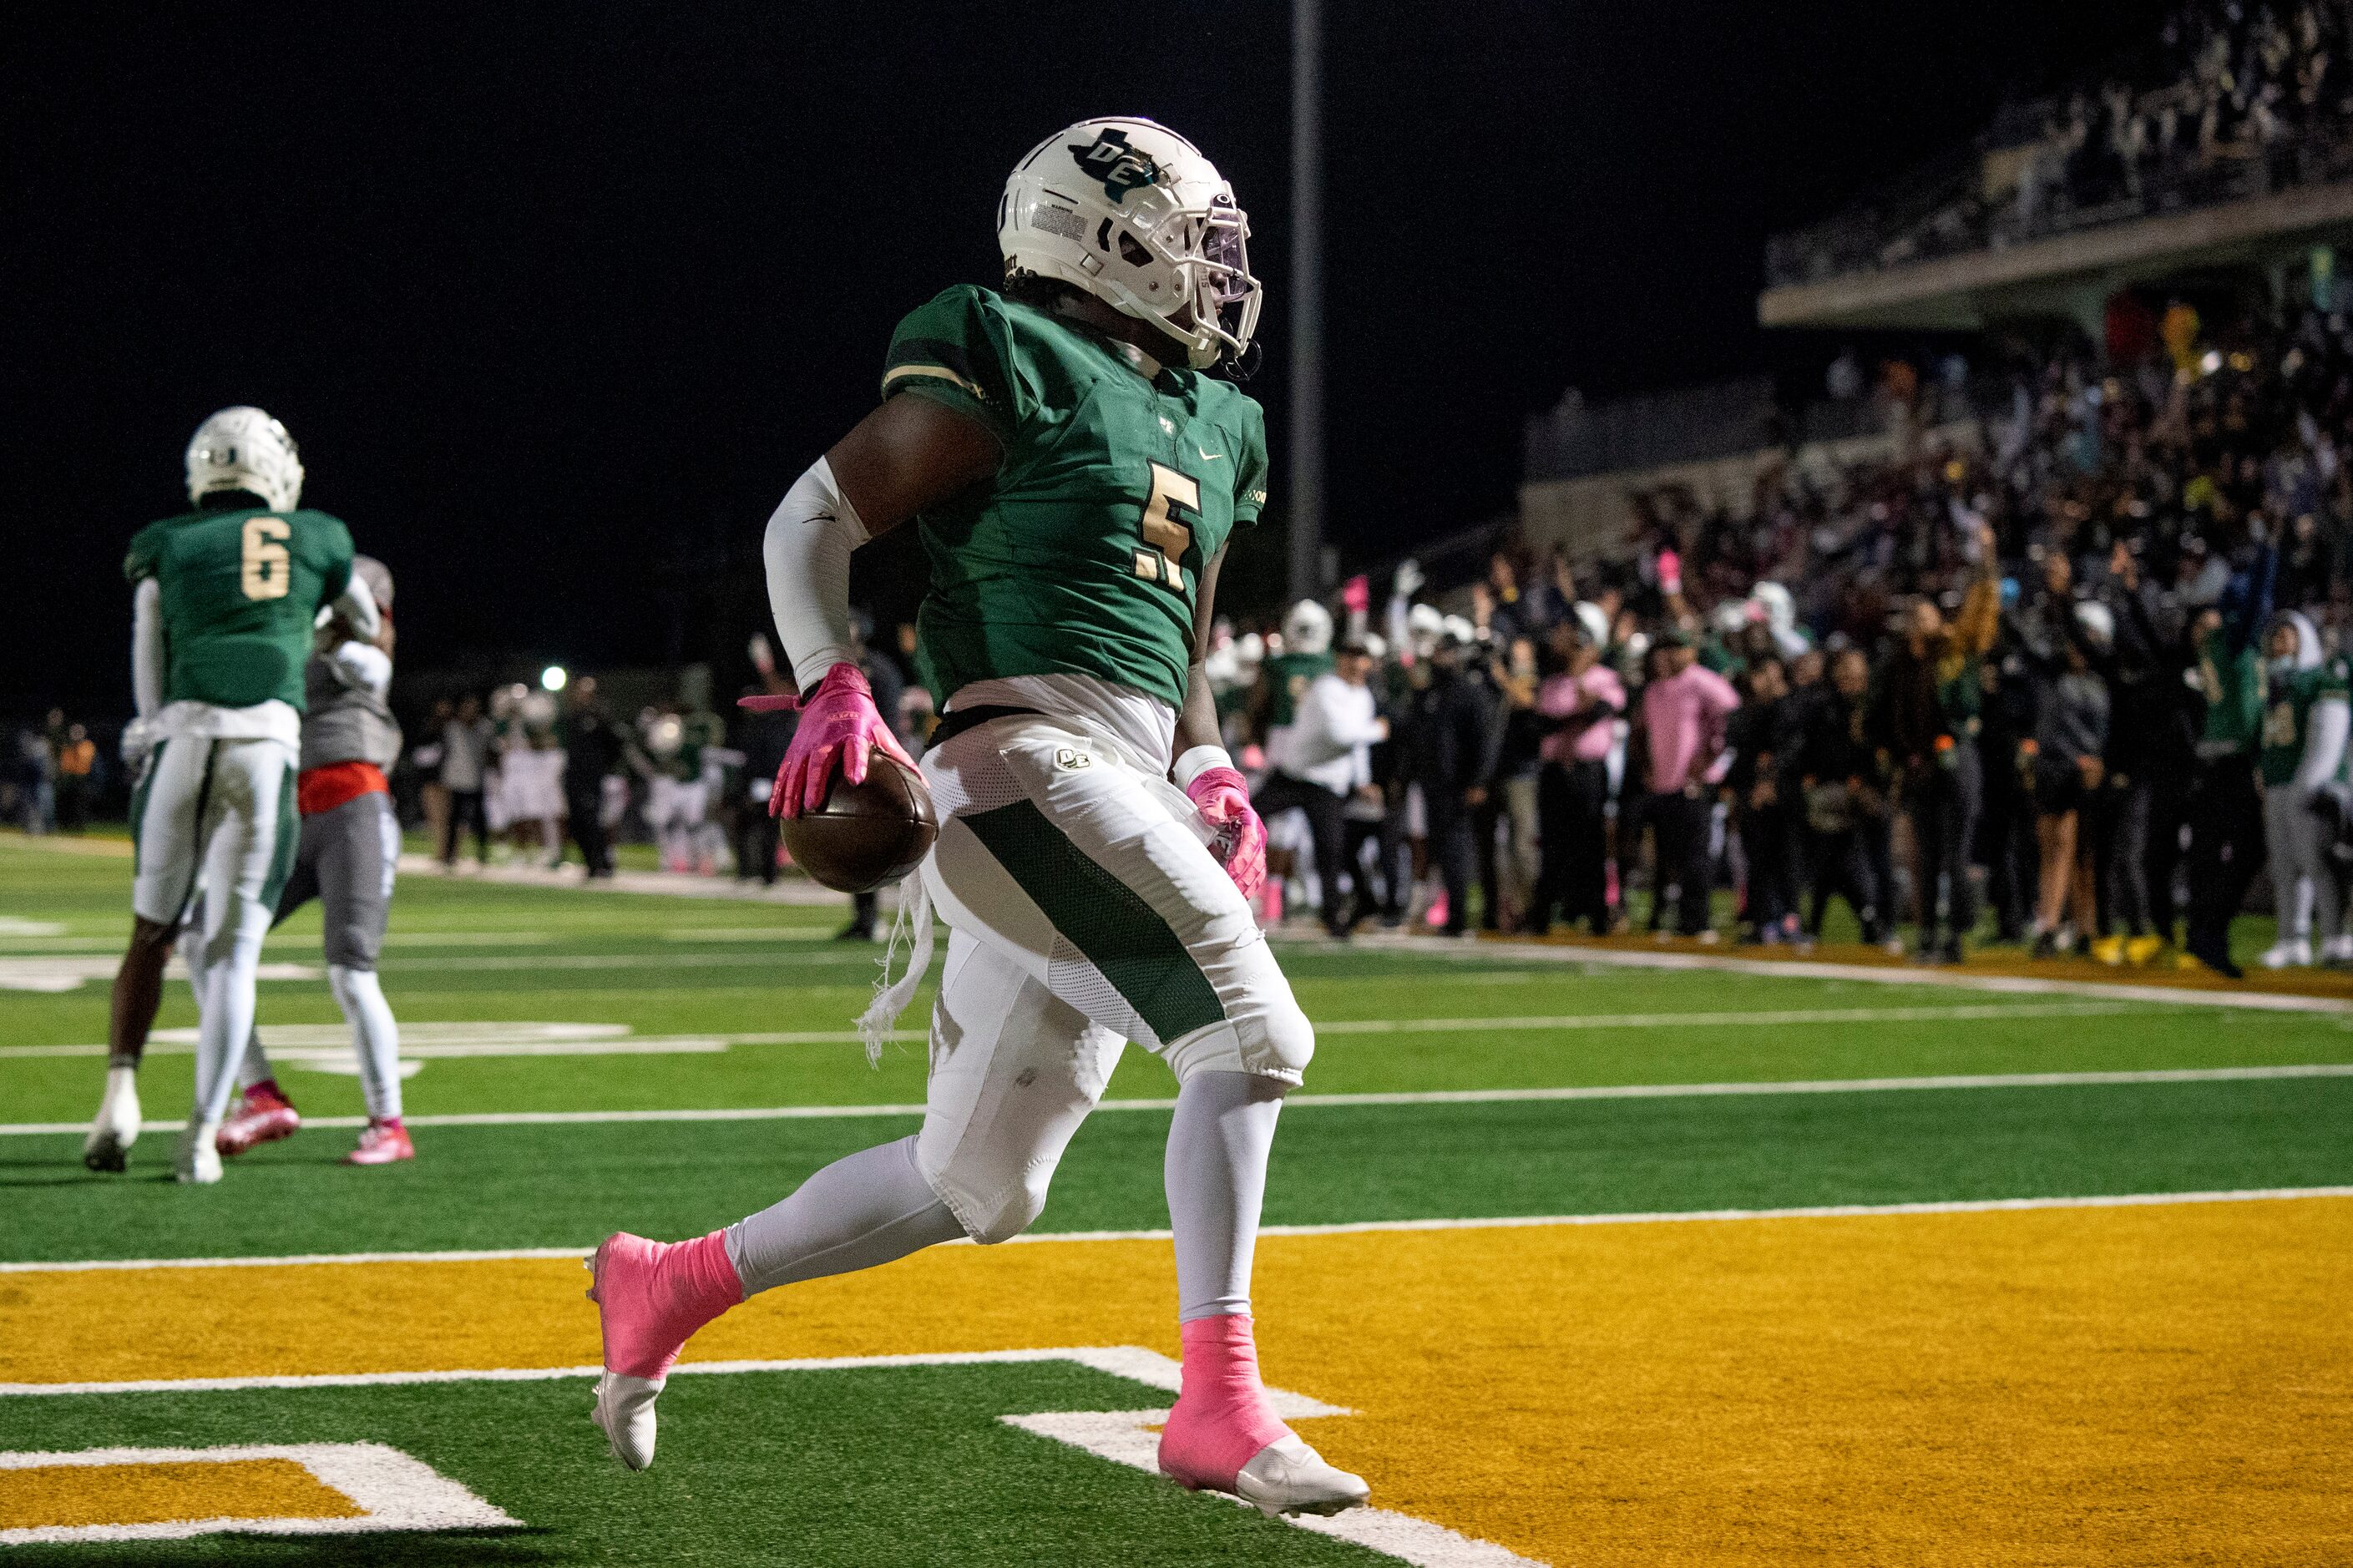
[
  {"xmin": 216, "ymin": 1083, "xmax": 300, "ymax": 1157},
  {"xmin": 343, "ymin": 1118, "xmax": 415, "ymax": 1166},
  {"xmin": 585, "ymin": 1231, "xmax": 741, "ymax": 1470}
]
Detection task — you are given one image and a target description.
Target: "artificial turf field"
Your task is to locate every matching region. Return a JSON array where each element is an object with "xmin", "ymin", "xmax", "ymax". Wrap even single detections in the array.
[{"xmin": 3, "ymin": 834, "xmax": 2350, "ymax": 1565}]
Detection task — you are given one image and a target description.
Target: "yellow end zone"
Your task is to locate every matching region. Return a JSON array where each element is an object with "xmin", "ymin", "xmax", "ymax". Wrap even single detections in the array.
[
  {"xmin": 5, "ymin": 1197, "xmax": 2350, "ymax": 1565},
  {"xmin": 0, "ymin": 1458, "xmax": 359, "ymax": 1531}
]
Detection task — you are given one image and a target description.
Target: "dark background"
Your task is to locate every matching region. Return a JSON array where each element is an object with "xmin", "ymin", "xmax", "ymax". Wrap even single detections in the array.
[{"xmin": 6, "ymin": 0, "xmax": 2172, "ymax": 718}]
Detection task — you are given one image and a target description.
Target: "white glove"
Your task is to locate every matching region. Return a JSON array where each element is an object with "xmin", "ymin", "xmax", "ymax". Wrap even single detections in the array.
[
  {"xmin": 120, "ymin": 716, "xmax": 159, "ymax": 769},
  {"xmin": 1394, "ymin": 559, "xmax": 1424, "ymax": 599}
]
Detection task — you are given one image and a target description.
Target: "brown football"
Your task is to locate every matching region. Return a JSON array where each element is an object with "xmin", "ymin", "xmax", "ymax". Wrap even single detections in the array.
[{"xmin": 781, "ymin": 754, "xmax": 939, "ymax": 894}]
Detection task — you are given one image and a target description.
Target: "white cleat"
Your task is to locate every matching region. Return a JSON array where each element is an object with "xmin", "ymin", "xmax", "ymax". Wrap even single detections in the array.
[
  {"xmin": 1232, "ymin": 1435, "xmax": 1371, "ymax": 1517},
  {"xmin": 2325, "ymin": 934, "xmax": 2353, "ymax": 965},
  {"xmin": 591, "ymin": 1372, "xmax": 664, "ymax": 1470},
  {"xmin": 2259, "ymin": 938, "xmax": 2314, "ymax": 969},
  {"xmin": 83, "ymin": 1071, "xmax": 142, "ymax": 1173},
  {"xmin": 175, "ymin": 1122, "xmax": 224, "ymax": 1186}
]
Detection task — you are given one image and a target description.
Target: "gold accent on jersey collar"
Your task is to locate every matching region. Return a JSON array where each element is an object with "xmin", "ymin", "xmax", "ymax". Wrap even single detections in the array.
[{"xmin": 883, "ymin": 364, "xmax": 984, "ymax": 398}]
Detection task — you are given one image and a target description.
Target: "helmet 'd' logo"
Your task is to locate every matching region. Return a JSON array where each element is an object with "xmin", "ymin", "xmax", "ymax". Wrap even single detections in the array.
[{"xmin": 1068, "ymin": 128, "xmax": 1161, "ymax": 205}]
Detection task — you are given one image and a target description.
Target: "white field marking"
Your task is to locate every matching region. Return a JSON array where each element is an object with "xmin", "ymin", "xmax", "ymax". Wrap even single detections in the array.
[
  {"xmin": 0, "ymin": 1358, "xmax": 1520, "ymax": 1568},
  {"xmin": 0, "ymin": 1442, "xmax": 519, "ymax": 1544},
  {"xmin": 657, "ymin": 927, "xmax": 832, "ymax": 942},
  {"xmin": 6, "ymin": 1186, "xmax": 2349, "ymax": 1280},
  {"xmin": 394, "ymin": 852, "xmax": 911, "ymax": 908},
  {"xmin": 1004, "ymin": 1409, "xmax": 1541, "ymax": 1568},
  {"xmin": 0, "ymin": 958, "xmax": 316, "ymax": 994},
  {"xmin": 382, "ymin": 950, "xmax": 883, "ymax": 972},
  {"xmin": 1354, "ymin": 933, "xmax": 2353, "ymax": 1015},
  {"xmin": 1, "ymin": 996, "xmax": 2221, "ymax": 1062},
  {"xmin": 0, "ymin": 1345, "xmax": 1338, "ymax": 1414},
  {"xmin": 4, "ymin": 1060, "xmax": 2350, "ymax": 1137},
  {"xmin": 0, "ymin": 917, "xmax": 65, "ymax": 936}
]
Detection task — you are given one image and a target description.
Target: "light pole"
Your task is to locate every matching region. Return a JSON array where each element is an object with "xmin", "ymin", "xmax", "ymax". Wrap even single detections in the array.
[{"xmin": 1288, "ymin": 0, "xmax": 1324, "ymax": 603}]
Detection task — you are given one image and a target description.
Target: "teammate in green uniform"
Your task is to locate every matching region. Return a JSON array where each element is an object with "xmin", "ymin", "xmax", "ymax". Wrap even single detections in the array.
[
  {"xmin": 86, "ymin": 407, "xmax": 379, "ymax": 1183},
  {"xmin": 2258, "ymin": 611, "xmax": 2350, "ymax": 966},
  {"xmin": 585, "ymin": 119, "xmax": 1368, "ymax": 1516}
]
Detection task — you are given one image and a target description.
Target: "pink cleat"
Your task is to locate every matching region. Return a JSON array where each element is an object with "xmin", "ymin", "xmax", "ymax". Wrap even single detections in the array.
[
  {"xmin": 584, "ymin": 1231, "xmax": 742, "ymax": 1470},
  {"xmin": 343, "ymin": 1118, "xmax": 414, "ymax": 1166},
  {"xmin": 1157, "ymin": 1314, "xmax": 1368, "ymax": 1516},
  {"xmin": 216, "ymin": 1083, "xmax": 300, "ymax": 1157}
]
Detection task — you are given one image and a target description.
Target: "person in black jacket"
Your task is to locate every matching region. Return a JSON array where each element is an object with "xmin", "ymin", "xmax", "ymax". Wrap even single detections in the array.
[
  {"xmin": 1796, "ymin": 648, "xmax": 1890, "ymax": 947},
  {"xmin": 1406, "ymin": 631, "xmax": 1500, "ymax": 936},
  {"xmin": 1725, "ymin": 657, "xmax": 1797, "ymax": 943},
  {"xmin": 559, "ymin": 678, "xmax": 627, "ymax": 879}
]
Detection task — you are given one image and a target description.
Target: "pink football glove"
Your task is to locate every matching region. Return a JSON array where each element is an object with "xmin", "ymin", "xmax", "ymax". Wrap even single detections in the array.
[
  {"xmin": 1185, "ymin": 765, "xmax": 1267, "ymax": 899},
  {"xmin": 738, "ymin": 664, "xmax": 913, "ymax": 820}
]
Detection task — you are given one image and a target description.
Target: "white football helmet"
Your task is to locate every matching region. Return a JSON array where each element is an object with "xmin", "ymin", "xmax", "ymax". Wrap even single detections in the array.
[
  {"xmin": 1283, "ymin": 599, "xmax": 1333, "ymax": 656},
  {"xmin": 185, "ymin": 407, "xmax": 304, "ymax": 512},
  {"xmin": 999, "ymin": 117, "xmax": 1262, "ymax": 372}
]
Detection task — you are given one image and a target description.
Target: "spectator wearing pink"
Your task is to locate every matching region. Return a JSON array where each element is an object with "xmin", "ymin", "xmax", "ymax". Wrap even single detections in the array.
[
  {"xmin": 1528, "ymin": 615, "xmax": 1626, "ymax": 936},
  {"xmin": 1641, "ymin": 630, "xmax": 1740, "ymax": 938}
]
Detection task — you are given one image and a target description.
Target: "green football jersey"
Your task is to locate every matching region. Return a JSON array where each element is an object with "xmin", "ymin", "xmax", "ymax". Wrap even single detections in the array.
[
  {"xmin": 1263, "ymin": 650, "xmax": 1334, "ymax": 728},
  {"xmin": 2260, "ymin": 659, "xmax": 2350, "ymax": 786},
  {"xmin": 883, "ymin": 286, "xmax": 1269, "ymax": 712},
  {"xmin": 124, "ymin": 504, "xmax": 355, "ymax": 711},
  {"xmin": 2193, "ymin": 625, "xmax": 2264, "ymax": 759}
]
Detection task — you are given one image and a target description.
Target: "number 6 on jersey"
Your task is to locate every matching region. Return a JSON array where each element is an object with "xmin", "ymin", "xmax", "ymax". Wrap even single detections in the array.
[{"xmin": 1136, "ymin": 462, "xmax": 1198, "ymax": 592}]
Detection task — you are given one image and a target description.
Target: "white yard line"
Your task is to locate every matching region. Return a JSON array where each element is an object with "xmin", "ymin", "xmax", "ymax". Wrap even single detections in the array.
[
  {"xmin": 0, "ymin": 1348, "xmax": 1519, "ymax": 1564},
  {"xmin": 1372, "ymin": 933, "xmax": 2353, "ymax": 1014},
  {"xmin": 6, "ymin": 1186, "xmax": 2347, "ymax": 1276},
  {"xmin": 0, "ymin": 996, "xmax": 2251, "ymax": 1061},
  {"xmin": 5, "ymin": 1060, "xmax": 2345, "ymax": 1137},
  {"xmin": 0, "ymin": 1443, "xmax": 520, "ymax": 1545}
]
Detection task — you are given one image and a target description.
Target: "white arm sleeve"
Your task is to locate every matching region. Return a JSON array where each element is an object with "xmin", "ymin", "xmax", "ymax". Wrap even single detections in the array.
[
  {"xmin": 325, "ymin": 641, "xmax": 393, "ymax": 700},
  {"xmin": 131, "ymin": 577, "xmax": 164, "ymax": 718},
  {"xmin": 2298, "ymin": 697, "xmax": 2350, "ymax": 795},
  {"xmin": 762, "ymin": 456, "xmax": 868, "ymax": 690},
  {"xmin": 329, "ymin": 572, "xmax": 380, "ymax": 642}
]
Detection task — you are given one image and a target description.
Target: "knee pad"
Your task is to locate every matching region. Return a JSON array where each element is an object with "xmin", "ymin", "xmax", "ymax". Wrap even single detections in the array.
[
  {"xmin": 929, "ymin": 1153, "xmax": 1058, "ymax": 1247},
  {"xmin": 1164, "ymin": 998, "xmax": 1313, "ymax": 1087}
]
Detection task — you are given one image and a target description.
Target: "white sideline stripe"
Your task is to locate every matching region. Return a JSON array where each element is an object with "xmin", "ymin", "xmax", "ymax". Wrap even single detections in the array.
[
  {"xmin": 0, "ymin": 1442, "xmax": 519, "ymax": 1544},
  {"xmin": 6, "ymin": 1186, "xmax": 2348, "ymax": 1277},
  {"xmin": 7, "ymin": 1060, "xmax": 2346, "ymax": 1138},
  {"xmin": 0, "ymin": 1345, "xmax": 1343, "ymax": 1418},
  {"xmin": 1395, "ymin": 934, "xmax": 2353, "ymax": 1014},
  {"xmin": 0, "ymin": 996, "xmax": 2263, "ymax": 1060},
  {"xmin": 1004, "ymin": 1409, "xmax": 1539, "ymax": 1568}
]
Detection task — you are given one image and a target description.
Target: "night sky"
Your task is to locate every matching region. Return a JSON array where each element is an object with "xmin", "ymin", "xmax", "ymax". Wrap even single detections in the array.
[{"xmin": 9, "ymin": 1, "xmax": 2173, "ymax": 719}]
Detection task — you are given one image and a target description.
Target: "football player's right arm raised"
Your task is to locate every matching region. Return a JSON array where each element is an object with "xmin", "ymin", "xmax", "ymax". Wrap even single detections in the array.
[{"xmin": 758, "ymin": 392, "xmax": 994, "ymax": 814}]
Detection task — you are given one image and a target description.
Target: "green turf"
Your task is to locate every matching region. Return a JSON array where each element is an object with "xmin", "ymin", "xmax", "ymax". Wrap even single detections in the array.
[
  {"xmin": 1, "ymin": 833, "xmax": 2340, "ymax": 1565},
  {"xmin": 0, "ymin": 1364, "xmax": 1388, "ymax": 1567},
  {"xmin": 3, "ymin": 1078, "xmax": 2345, "ymax": 1263}
]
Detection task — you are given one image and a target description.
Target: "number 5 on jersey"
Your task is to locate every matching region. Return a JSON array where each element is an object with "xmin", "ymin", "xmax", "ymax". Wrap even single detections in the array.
[
  {"xmin": 1136, "ymin": 462, "xmax": 1197, "ymax": 593},
  {"xmin": 241, "ymin": 515, "xmax": 292, "ymax": 600}
]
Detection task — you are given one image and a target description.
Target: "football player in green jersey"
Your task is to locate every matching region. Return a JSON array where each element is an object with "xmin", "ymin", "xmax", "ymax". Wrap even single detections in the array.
[
  {"xmin": 88, "ymin": 407, "xmax": 380, "ymax": 1184},
  {"xmin": 2257, "ymin": 611, "xmax": 2350, "ymax": 967},
  {"xmin": 587, "ymin": 119, "xmax": 1369, "ymax": 1516}
]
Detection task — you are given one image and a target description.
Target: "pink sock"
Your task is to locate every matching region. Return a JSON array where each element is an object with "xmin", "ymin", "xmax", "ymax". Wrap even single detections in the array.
[
  {"xmin": 599, "ymin": 1230, "xmax": 744, "ymax": 1378},
  {"xmin": 1157, "ymin": 1313, "xmax": 1292, "ymax": 1490}
]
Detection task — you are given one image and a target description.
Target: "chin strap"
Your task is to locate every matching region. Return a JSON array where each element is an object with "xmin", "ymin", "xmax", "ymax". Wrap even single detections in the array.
[{"xmin": 856, "ymin": 874, "xmax": 933, "ymax": 1065}]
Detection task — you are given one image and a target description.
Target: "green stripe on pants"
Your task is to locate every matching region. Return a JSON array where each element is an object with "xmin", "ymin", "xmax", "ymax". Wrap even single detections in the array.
[
  {"xmin": 960, "ymin": 798, "xmax": 1226, "ymax": 1044},
  {"xmin": 261, "ymin": 765, "xmax": 301, "ymax": 913}
]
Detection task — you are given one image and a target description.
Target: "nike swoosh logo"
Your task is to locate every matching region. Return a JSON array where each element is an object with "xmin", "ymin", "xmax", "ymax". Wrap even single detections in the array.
[{"xmin": 1197, "ymin": 447, "xmax": 1223, "ymax": 462}]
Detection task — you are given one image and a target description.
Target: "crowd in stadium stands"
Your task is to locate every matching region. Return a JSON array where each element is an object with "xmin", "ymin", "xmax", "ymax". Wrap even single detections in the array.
[
  {"xmin": 25, "ymin": 284, "xmax": 2350, "ymax": 978},
  {"xmin": 1207, "ymin": 293, "xmax": 2353, "ymax": 977},
  {"xmin": 3, "ymin": 710, "xmax": 102, "ymax": 836},
  {"xmin": 1771, "ymin": 0, "xmax": 2353, "ymax": 285}
]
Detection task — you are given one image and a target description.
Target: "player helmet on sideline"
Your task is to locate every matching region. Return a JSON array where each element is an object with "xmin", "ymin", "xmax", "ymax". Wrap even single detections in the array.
[
  {"xmin": 186, "ymin": 406, "xmax": 304, "ymax": 512},
  {"xmin": 999, "ymin": 117, "xmax": 1262, "ymax": 373},
  {"xmin": 1283, "ymin": 599, "xmax": 1333, "ymax": 655}
]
